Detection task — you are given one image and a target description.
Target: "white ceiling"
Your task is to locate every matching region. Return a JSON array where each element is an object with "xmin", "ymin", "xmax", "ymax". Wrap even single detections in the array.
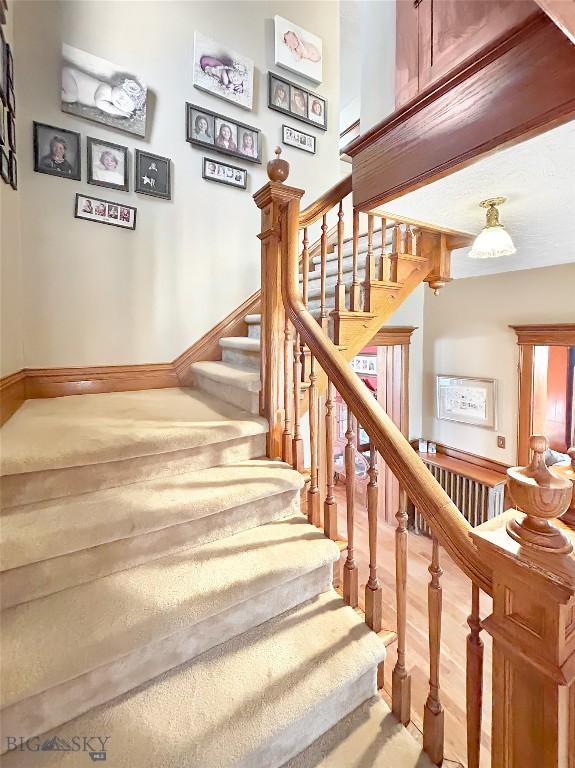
[{"xmin": 379, "ymin": 120, "xmax": 575, "ymax": 279}]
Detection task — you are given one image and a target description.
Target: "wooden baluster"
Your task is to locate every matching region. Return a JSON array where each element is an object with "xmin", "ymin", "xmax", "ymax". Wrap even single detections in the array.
[
  {"xmin": 365, "ymin": 446, "xmax": 382, "ymax": 631},
  {"xmin": 379, "ymin": 217, "xmax": 388, "ymax": 280},
  {"xmin": 405, "ymin": 224, "xmax": 413, "ymax": 255},
  {"xmin": 392, "ymin": 487, "xmax": 412, "ymax": 725},
  {"xmin": 319, "ymin": 214, "xmax": 328, "ymax": 331},
  {"xmin": 291, "ymin": 330, "xmax": 304, "ymax": 472},
  {"xmin": 323, "ymin": 381, "xmax": 338, "ymax": 540},
  {"xmin": 307, "ymin": 354, "xmax": 320, "ymax": 526},
  {"xmin": 350, "ymin": 209, "xmax": 361, "ymax": 310},
  {"xmin": 466, "ymin": 583, "xmax": 484, "ymax": 768},
  {"xmin": 300, "ymin": 227, "xmax": 309, "ymax": 384},
  {"xmin": 423, "ymin": 537, "xmax": 445, "ymax": 765},
  {"xmin": 363, "ymin": 214, "xmax": 375, "ymax": 312},
  {"xmin": 343, "ymin": 409, "xmax": 359, "ymax": 607},
  {"xmin": 390, "ymin": 222, "xmax": 401, "ymax": 282},
  {"xmin": 282, "ymin": 312, "xmax": 293, "ymax": 465},
  {"xmin": 335, "ymin": 201, "xmax": 346, "ymax": 311}
]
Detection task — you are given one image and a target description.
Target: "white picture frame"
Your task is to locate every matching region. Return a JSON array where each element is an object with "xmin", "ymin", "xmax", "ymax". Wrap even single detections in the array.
[
  {"xmin": 436, "ymin": 375, "xmax": 497, "ymax": 429},
  {"xmin": 193, "ymin": 32, "xmax": 254, "ymax": 110},
  {"xmin": 274, "ymin": 15, "xmax": 323, "ymax": 84}
]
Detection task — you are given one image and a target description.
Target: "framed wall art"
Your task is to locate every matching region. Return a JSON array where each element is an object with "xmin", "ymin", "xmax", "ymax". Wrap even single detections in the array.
[
  {"xmin": 193, "ymin": 32, "xmax": 254, "ymax": 111},
  {"xmin": 436, "ymin": 375, "xmax": 497, "ymax": 429},
  {"xmin": 87, "ymin": 137, "xmax": 128, "ymax": 191},
  {"xmin": 0, "ymin": 145, "xmax": 8, "ymax": 182},
  {"xmin": 274, "ymin": 16, "xmax": 323, "ymax": 84},
  {"xmin": 33, "ymin": 121, "xmax": 81, "ymax": 180},
  {"xmin": 268, "ymin": 72, "xmax": 326, "ymax": 131},
  {"xmin": 186, "ymin": 103, "xmax": 261, "ymax": 164},
  {"xmin": 8, "ymin": 147, "xmax": 15, "ymax": 188},
  {"xmin": 75, "ymin": 193, "xmax": 136, "ymax": 230},
  {"xmin": 282, "ymin": 124, "xmax": 315, "ymax": 154},
  {"xmin": 202, "ymin": 157, "xmax": 247, "ymax": 189},
  {"xmin": 135, "ymin": 149, "xmax": 171, "ymax": 199}
]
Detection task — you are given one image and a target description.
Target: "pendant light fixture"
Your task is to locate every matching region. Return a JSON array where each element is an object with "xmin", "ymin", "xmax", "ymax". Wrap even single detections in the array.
[{"xmin": 469, "ymin": 197, "xmax": 516, "ymax": 259}]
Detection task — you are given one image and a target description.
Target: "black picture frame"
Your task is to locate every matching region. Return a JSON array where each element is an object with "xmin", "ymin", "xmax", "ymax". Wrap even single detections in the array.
[
  {"xmin": 0, "ymin": 103, "xmax": 5, "ymax": 146},
  {"xmin": 74, "ymin": 193, "xmax": 137, "ymax": 231},
  {"xmin": 87, "ymin": 137, "xmax": 129, "ymax": 192},
  {"xmin": 6, "ymin": 106, "xmax": 14, "ymax": 150},
  {"xmin": 9, "ymin": 148, "xmax": 16, "ymax": 189},
  {"xmin": 0, "ymin": 146, "xmax": 8, "ymax": 183},
  {"xmin": 134, "ymin": 149, "xmax": 171, "ymax": 199},
  {"xmin": 6, "ymin": 79, "xmax": 13, "ymax": 113},
  {"xmin": 33, "ymin": 121, "xmax": 81, "ymax": 181},
  {"xmin": 268, "ymin": 72, "xmax": 327, "ymax": 131},
  {"xmin": 186, "ymin": 102, "xmax": 262, "ymax": 165},
  {"xmin": 0, "ymin": 28, "xmax": 6, "ymax": 107},
  {"xmin": 202, "ymin": 157, "xmax": 247, "ymax": 190},
  {"xmin": 282, "ymin": 124, "xmax": 316, "ymax": 154},
  {"xmin": 6, "ymin": 41, "xmax": 12, "ymax": 84}
]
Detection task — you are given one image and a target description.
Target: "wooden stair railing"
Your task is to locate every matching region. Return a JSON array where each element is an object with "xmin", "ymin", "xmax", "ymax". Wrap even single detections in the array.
[{"xmin": 255, "ymin": 154, "xmax": 575, "ymax": 767}]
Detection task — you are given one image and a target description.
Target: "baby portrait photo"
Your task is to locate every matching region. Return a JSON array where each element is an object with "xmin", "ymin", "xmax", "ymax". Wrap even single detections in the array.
[
  {"xmin": 33, "ymin": 121, "xmax": 81, "ymax": 180},
  {"xmin": 193, "ymin": 32, "xmax": 254, "ymax": 110},
  {"xmin": 61, "ymin": 44, "xmax": 147, "ymax": 137},
  {"xmin": 87, "ymin": 137, "xmax": 128, "ymax": 191},
  {"xmin": 134, "ymin": 149, "xmax": 171, "ymax": 200},
  {"xmin": 203, "ymin": 158, "xmax": 247, "ymax": 189},
  {"xmin": 274, "ymin": 16, "xmax": 323, "ymax": 84},
  {"xmin": 186, "ymin": 103, "xmax": 261, "ymax": 164}
]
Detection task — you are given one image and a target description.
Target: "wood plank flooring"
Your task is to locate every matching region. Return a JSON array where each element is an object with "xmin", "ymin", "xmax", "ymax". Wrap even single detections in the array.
[{"xmin": 333, "ymin": 484, "xmax": 493, "ymax": 768}]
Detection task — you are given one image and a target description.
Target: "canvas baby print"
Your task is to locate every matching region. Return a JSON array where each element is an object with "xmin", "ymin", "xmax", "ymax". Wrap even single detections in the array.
[{"xmin": 193, "ymin": 32, "xmax": 254, "ymax": 110}]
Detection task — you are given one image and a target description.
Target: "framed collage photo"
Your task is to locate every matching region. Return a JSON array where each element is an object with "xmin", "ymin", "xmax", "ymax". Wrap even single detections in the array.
[
  {"xmin": 75, "ymin": 193, "xmax": 137, "ymax": 230},
  {"xmin": 33, "ymin": 122, "xmax": 81, "ymax": 181},
  {"xmin": 186, "ymin": 102, "xmax": 261, "ymax": 164},
  {"xmin": 268, "ymin": 72, "xmax": 327, "ymax": 131},
  {"xmin": 134, "ymin": 149, "xmax": 171, "ymax": 199},
  {"xmin": 202, "ymin": 157, "xmax": 247, "ymax": 189},
  {"xmin": 87, "ymin": 137, "xmax": 128, "ymax": 191},
  {"xmin": 282, "ymin": 124, "xmax": 315, "ymax": 154}
]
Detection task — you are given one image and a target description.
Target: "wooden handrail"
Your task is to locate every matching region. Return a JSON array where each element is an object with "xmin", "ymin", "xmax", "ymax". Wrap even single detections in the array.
[
  {"xmin": 299, "ymin": 175, "xmax": 352, "ymax": 229},
  {"xmin": 283, "ymin": 195, "xmax": 492, "ymax": 596}
]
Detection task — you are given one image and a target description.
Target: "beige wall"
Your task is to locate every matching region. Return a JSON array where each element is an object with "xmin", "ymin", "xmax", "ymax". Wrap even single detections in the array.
[
  {"xmin": 421, "ymin": 264, "xmax": 575, "ymax": 465},
  {"xmin": 13, "ymin": 1, "xmax": 340, "ymax": 368}
]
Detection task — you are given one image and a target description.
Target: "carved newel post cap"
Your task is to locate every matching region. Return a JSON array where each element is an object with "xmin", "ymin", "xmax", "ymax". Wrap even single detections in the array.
[
  {"xmin": 506, "ymin": 435, "xmax": 573, "ymax": 553},
  {"xmin": 267, "ymin": 147, "xmax": 289, "ymax": 183}
]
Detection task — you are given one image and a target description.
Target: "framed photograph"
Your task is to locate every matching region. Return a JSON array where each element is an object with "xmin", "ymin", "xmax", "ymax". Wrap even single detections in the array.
[
  {"xmin": 74, "ymin": 193, "xmax": 136, "ymax": 230},
  {"xmin": 0, "ymin": 103, "xmax": 5, "ymax": 145},
  {"xmin": 282, "ymin": 124, "xmax": 315, "ymax": 154},
  {"xmin": 436, "ymin": 375, "xmax": 497, "ymax": 429},
  {"xmin": 33, "ymin": 121, "xmax": 81, "ymax": 180},
  {"xmin": 6, "ymin": 79, "xmax": 13, "ymax": 113},
  {"xmin": 62, "ymin": 44, "xmax": 147, "ymax": 137},
  {"xmin": 186, "ymin": 103, "xmax": 261, "ymax": 164},
  {"xmin": 193, "ymin": 32, "xmax": 254, "ymax": 111},
  {"xmin": 6, "ymin": 106, "xmax": 14, "ymax": 149},
  {"xmin": 0, "ymin": 29, "xmax": 5, "ymax": 106},
  {"xmin": 8, "ymin": 148, "xmax": 16, "ymax": 189},
  {"xmin": 87, "ymin": 137, "xmax": 128, "ymax": 191},
  {"xmin": 0, "ymin": 146, "xmax": 8, "ymax": 182},
  {"xmin": 268, "ymin": 72, "xmax": 327, "ymax": 131},
  {"xmin": 134, "ymin": 149, "xmax": 171, "ymax": 199},
  {"xmin": 274, "ymin": 16, "xmax": 323, "ymax": 84},
  {"xmin": 6, "ymin": 41, "xmax": 12, "ymax": 83},
  {"xmin": 202, "ymin": 157, "xmax": 247, "ymax": 189}
]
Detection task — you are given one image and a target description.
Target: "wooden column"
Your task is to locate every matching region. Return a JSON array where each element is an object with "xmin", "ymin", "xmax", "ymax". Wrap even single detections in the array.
[
  {"xmin": 254, "ymin": 175, "xmax": 304, "ymax": 460},
  {"xmin": 466, "ymin": 583, "xmax": 484, "ymax": 768}
]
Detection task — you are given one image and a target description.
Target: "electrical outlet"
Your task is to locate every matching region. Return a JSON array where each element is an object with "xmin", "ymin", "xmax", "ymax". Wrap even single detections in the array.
[{"xmin": 497, "ymin": 436, "xmax": 506, "ymax": 449}]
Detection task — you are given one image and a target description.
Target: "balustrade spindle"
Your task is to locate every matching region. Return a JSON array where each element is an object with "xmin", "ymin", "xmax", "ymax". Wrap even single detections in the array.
[
  {"xmin": 365, "ymin": 446, "xmax": 382, "ymax": 632},
  {"xmin": 320, "ymin": 214, "xmax": 328, "ymax": 331},
  {"xmin": 282, "ymin": 313, "xmax": 293, "ymax": 465},
  {"xmin": 323, "ymin": 381, "xmax": 338, "ymax": 540},
  {"xmin": 350, "ymin": 209, "xmax": 360, "ymax": 310},
  {"xmin": 466, "ymin": 583, "xmax": 484, "ymax": 768},
  {"xmin": 405, "ymin": 223, "xmax": 413, "ymax": 254},
  {"xmin": 343, "ymin": 409, "xmax": 359, "ymax": 607},
  {"xmin": 380, "ymin": 217, "xmax": 388, "ymax": 280},
  {"xmin": 302, "ymin": 227, "xmax": 310, "ymax": 307},
  {"xmin": 390, "ymin": 222, "xmax": 401, "ymax": 282},
  {"xmin": 423, "ymin": 537, "xmax": 445, "ymax": 765},
  {"xmin": 335, "ymin": 201, "xmax": 346, "ymax": 311},
  {"xmin": 392, "ymin": 487, "xmax": 412, "ymax": 725},
  {"xmin": 307, "ymin": 354, "xmax": 320, "ymax": 526},
  {"xmin": 292, "ymin": 330, "xmax": 304, "ymax": 472},
  {"xmin": 365, "ymin": 214, "xmax": 375, "ymax": 282}
]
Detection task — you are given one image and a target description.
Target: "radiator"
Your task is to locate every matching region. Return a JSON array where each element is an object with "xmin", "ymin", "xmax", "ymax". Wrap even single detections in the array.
[{"xmin": 413, "ymin": 460, "xmax": 505, "ymax": 536}]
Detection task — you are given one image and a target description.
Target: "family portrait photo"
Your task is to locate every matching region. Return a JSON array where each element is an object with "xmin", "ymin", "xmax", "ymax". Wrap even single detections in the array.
[
  {"xmin": 282, "ymin": 125, "xmax": 315, "ymax": 154},
  {"xmin": 268, "ymin": 73, "xmax": 327, "ymax": 131},
  {"xmin": 33, "ymin": 121, "xmax": 81, "ymax": 180},
  {"xmin": 202, "ymin": 158, "xmax": 247, "ymax": 189},
  {"xmin": 193, "ymin": 32, "xmax": 254, "ymax": 111},
  {"xmin": 134, "ymin": 149, "xmax": 171, "ymax": 199},
  {"xmin": 62, "ymin": 44, "xmax": 148, "ymax": 137},
  {"xmin": 186, "ymin": 103, "xmax": 261, "ymax": 163},
  {"xmin": 75, "ymin": 193, "xmax": 136, "ymax": 230},
  {"xmin": 274, "ymin": 16, "xmax": 323, "ymax": 84},
  {"xmin": 87, "ymin": 137, "xmax": 128, "ymax": 191}
]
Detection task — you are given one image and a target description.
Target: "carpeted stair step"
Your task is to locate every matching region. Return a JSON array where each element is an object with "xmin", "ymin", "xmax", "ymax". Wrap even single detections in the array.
[
  {"xmin": 311, "ymin": 226, "xmax": 393, "ymax": 267},
  {"xmin": 191, "ymin": 360, "xmax": 260, "ymax": 414},
  {"xmin": 0, "ymin": 459, "xmax": 303, "ymax": 608},
  {"xmin": 2, "ymin": 591, "xmax": 386, "ymax": 768},
  {"xmin": 1, "ymin": 516, "xmax": 340, "ymax": 745},
  {"xmin": 305, "ymin": 265, "xmax": 367, "ymax": 301},
  {"xmin": 0, "ymin": 388, "xmax": 267, "ymax": 507},
  {"xmin": 245, "ymin": 313, "xmax": 262, "ymax": 339},
  {"xmin": 219, "ymin": 336, "xmax": 260, "ymax": 371}
]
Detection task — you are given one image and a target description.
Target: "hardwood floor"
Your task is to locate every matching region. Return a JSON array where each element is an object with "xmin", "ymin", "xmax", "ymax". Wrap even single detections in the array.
[{"xmin": 332, "ymin": 484, "xmax": 493, "ymax": 767}]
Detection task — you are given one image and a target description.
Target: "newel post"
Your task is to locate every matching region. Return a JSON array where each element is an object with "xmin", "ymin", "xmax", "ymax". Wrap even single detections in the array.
[
  {"xmin": 254, "ymin": 149, "xmax": 304, "ymax": 459},
  {"xmin": 470, "ymin": 436, "xmax": 575, "ymax": 768}
]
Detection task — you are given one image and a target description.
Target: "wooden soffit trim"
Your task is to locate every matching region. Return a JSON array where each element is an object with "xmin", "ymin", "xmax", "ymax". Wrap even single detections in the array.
[
  {"xmin": 511, "ymin": 324, "xmax": 575, "ymax": 346},
  {"xmin": 372, "ymin": 326, "xmax": 418, "ymax": 346},
  {"xmin": 535, "ymin": 0, "xmax": 575, "ymax": 44},
  {"xmin": 348, "ymin": 13, "xmax": 575, "ymax": 210}
]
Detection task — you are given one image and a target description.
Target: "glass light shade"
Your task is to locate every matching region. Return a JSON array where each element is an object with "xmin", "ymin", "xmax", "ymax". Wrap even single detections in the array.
[{"xmin": 469, "ymin": 224, "xmax": 516, "ymax": 259}]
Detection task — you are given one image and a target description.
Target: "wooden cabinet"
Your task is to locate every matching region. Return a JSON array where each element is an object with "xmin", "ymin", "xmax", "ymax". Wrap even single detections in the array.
[{"xmin": 396, "ymin": 0, "xmax": 540, "ymax": 109}]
